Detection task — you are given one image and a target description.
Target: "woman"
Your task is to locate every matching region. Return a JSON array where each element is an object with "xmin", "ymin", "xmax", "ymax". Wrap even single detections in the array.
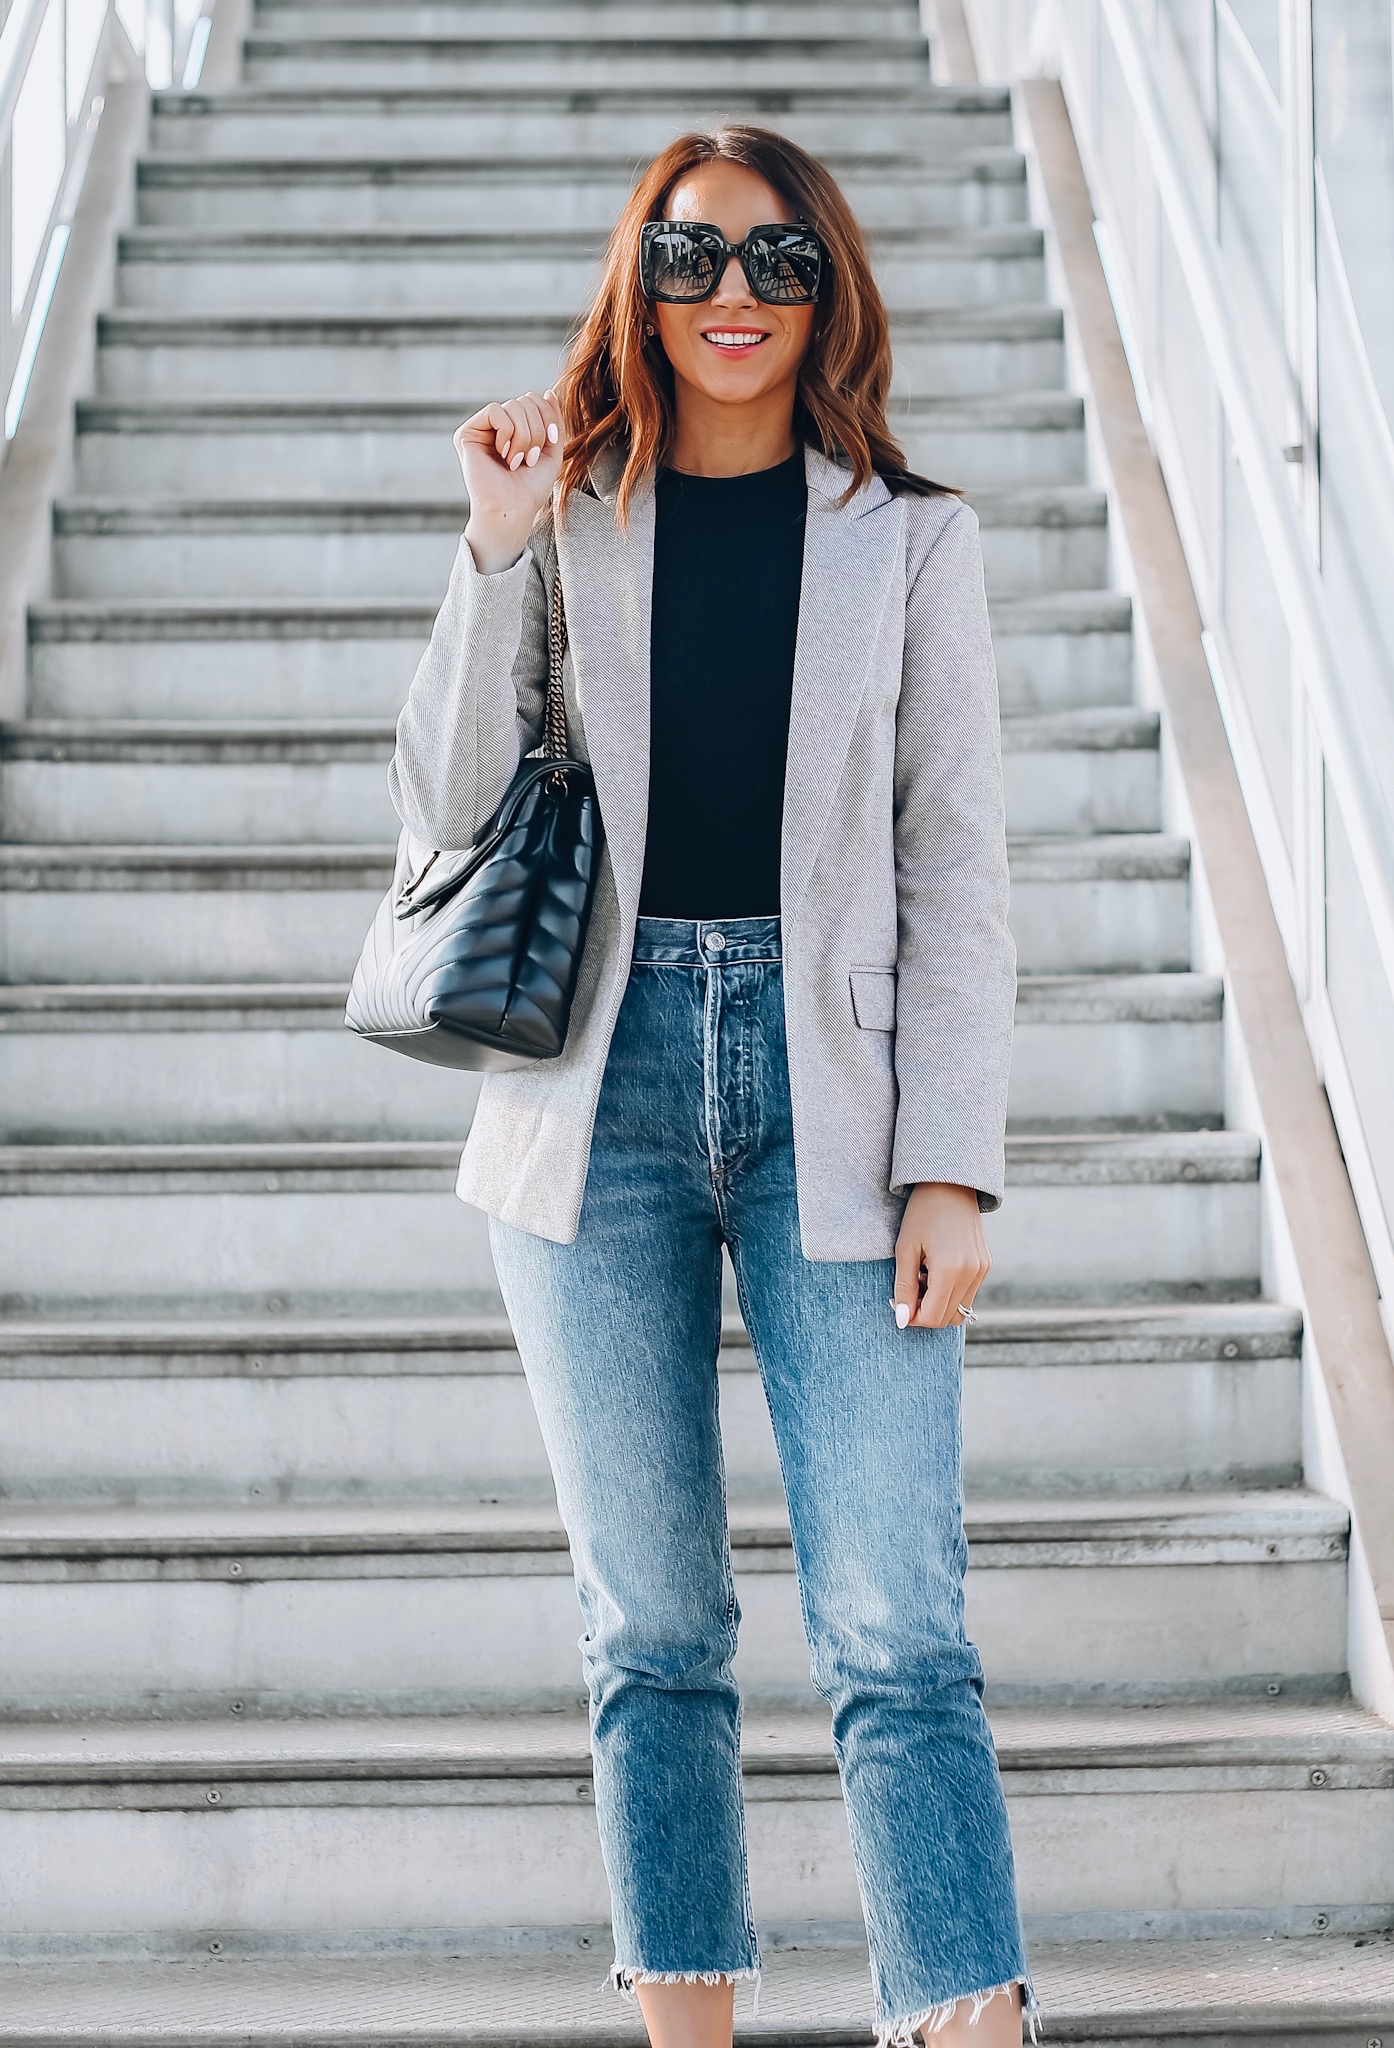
[{"xmin": 388, "ymin": 127, "xmax": 1035, "ymax": 2048}]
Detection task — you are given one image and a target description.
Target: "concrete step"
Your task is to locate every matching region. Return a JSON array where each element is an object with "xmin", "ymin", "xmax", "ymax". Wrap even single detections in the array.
[
  {"xmin": 251, "ymin": 5, "xmax": 924, "ymax": 40},
  {"xmin": 28, "ymin": 589, "xmax": 1135, "ymax": 720},
  {"xmin": 253, "ymin": 0, "xmax": 918, "ymax": 9},
  {"xmin": 148, "ymin": 83, "xmax": 1016, "ymax": 157},
  {"xmin": 1011, "ymin": 970, "xmax": 1223, "ymax": 1128},
  {"xmin": 239, "ymin": 35, "xmax": 932, "ymax": 89},
  {"xmin": 1006, "ymin": 832, "xmax": 1191, "ymax": 971},
  {"xmin": 0, "ymin": 706, "xmax": 1158, "ymax": 842},
  {"xmin": 0, "ymin": 1706, "xmax": 1389, "ymax": 1948},
  {"xmin": 1004, "ymin": 708, "xmax": 1160, "ymax": 833},
  {"xmin": 0, "ymin": 969, "xmax": 1223, "ymax": 1146},
  {"xmin": 134, "ymin": 149, "xmax": 1030, "ymax": 231},
  {"xmin": 0, "ymin": 1130, "xmax": 1258, "ymax": 1316},
  {"xmin": 257, "ymin": 0, "xmax": 920, "ymax": 12},
  {"xmin": 0, "ymin": 720, "xmax": 407, "ymax": 844},
  {"xmin": 0, "ymin": 1302, "xmax": 1299, "ymax": 1503},
  {"xmin": 51, "ymin": 486, "xmax": 1106, "ymax": 599},
  {"xmin": 70, "ymin": 390, "xmax": 1087, "ymax": 497},
  {"xmin": 0, "ymin": 1491, "xmax": 1349, "ymax": 1713},
  {"xmin": 1, "ymin": 1935, "xmax": 1391, "ymax": 2039},
  {"xmin": 0, "ymin": 983, "xmax": 482, "ymax": 1142},
  {"xmin": 0, "ymin": 833, "xmax": 1188, "ymax": 984},
  {"xmin": 92, "ymin": 306, "xmax": 1064, "ymax": 401},
  {"xmin": 113, "ymin": 223, "xmax": 1047, "ymax": 314}
]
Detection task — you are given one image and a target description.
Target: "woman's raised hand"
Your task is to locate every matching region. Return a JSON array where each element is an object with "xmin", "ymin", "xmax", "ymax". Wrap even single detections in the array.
[{"xmin": 456, "ymin": 389, "xmax": 564, "ymax": 574}]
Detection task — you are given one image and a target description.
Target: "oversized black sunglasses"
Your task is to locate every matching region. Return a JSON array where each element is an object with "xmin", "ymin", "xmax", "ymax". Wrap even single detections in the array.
[{"xmin": 638, "ymin": 218, "xmax": 826, "ymax": 307}]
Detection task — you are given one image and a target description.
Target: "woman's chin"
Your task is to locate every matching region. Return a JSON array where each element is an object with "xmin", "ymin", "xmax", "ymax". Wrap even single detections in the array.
[{"xmin": 681, "ymin": 364, "xmax": 787, "ymax": 407}]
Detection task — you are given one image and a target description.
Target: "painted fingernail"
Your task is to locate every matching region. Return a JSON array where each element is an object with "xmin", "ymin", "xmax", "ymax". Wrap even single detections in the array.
[
  {"xmin": 526, "ymin": 445, "xmax": 540, "ymax": 466},
  {"xmin": 894, "ymin": 1302, "xmax": 911, "ymax": 1329},
  {"xmin": 547, "ymin": 422, "xmax": 559, "ymax": 443},
  {"xmin": 509, "ymin": 451, "xmax": 524, "ymax": 470},
  {"xmin": 499, "ymin": 437, "xmax": 511, "ymax": 456}
]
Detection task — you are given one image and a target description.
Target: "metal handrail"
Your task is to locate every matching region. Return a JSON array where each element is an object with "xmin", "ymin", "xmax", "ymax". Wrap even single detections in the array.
[
  {"xmin": 0, "ymin": 0, "xmax": 218, "ymax": 452},
  {"xmin": 0, "ymin": 0, "xmax": 50, "ymax": 139}
]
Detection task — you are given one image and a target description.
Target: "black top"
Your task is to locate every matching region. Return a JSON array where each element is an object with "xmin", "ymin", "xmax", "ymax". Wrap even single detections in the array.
[{"xmin": 638, "ymin": 449, "xmax": 807, "ymax": 919}]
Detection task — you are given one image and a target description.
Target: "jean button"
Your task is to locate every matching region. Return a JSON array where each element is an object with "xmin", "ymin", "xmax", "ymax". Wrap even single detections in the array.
[{"xmin": 704, "ymin": 930, "xmax": 726, "ymax": 952}]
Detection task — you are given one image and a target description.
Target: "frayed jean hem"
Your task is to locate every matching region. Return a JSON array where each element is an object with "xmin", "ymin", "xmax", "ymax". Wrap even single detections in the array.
[
  {"xmin": 875, "ymin": 1973, "xmax": 1040, "ymax": 2046},
  {"xmin": 606, "ymin": 1966, "xmax": 1038, "ymax": 2043},
  {"xmin": 609, "ymin": 1964, "xmax": 763, "ymax": 2016}
]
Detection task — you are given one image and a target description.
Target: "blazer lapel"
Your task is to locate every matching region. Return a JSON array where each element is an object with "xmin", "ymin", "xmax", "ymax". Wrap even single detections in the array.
[
  {"xmin": 781, "ymin": 447, "xmax": 904, "ymax": 932},
  {"xmin": 554, "ymin": 453, "xmax": 655, "ymax": 922}
]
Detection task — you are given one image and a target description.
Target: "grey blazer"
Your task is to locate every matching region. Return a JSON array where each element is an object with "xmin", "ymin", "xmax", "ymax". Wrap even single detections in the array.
[{"xmin": 387, "ymin": 442, "xmax": 1016, "ymax": 1260}]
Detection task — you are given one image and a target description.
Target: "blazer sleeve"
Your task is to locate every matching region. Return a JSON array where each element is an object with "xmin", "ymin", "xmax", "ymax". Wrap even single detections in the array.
[
  {"xmin": 386, "ymin": 518, "xmax": 551, "ymax": 851},
  {"xmin": 890, "ymin": 497, "xmax": 1017, "ymax": 1213}
]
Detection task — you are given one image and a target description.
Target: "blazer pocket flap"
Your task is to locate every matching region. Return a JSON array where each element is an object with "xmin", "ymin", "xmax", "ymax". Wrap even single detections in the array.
[{"xmin": 850, "ymin": 968, "xmax": 897, "ymax": 1032}]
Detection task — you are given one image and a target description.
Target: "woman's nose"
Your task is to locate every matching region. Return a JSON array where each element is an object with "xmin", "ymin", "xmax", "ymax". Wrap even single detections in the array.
[{"xmin": 711, "ymin": 253, "xmax": 757, "ymax": 304}]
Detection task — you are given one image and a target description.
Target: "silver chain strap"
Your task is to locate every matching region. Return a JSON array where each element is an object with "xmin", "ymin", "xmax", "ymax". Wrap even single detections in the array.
[{"xmin": 544, "ymin": 567, "xmax": 569, "ymax": 765}]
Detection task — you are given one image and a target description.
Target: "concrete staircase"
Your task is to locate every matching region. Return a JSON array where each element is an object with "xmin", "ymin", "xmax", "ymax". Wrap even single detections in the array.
[{"xmin": 2, "ymin": 0, "xmax": 1393, "ymax": 2037}]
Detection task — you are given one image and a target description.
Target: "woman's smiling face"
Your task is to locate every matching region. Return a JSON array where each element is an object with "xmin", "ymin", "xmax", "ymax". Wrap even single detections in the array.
[{"xmin": 650, "ymin": 160, "xmax": 818, "ymax": 413}]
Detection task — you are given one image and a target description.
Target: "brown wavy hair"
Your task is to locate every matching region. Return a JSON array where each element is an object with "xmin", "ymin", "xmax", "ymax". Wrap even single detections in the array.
[{"xmin": 554, "ymin": 126, "xmax": 962, "ymax": 524}]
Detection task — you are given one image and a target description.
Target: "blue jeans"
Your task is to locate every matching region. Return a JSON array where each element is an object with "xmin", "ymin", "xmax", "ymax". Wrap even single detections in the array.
[{"xmin": 489, "ymin": 915, "xmax": 1035, "ymax": 2043}]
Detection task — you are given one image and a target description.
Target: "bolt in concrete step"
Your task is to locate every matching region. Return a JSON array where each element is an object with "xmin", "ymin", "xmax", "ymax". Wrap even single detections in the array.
[
  {"xmin": 113, "ymin": 222, "xmax": 1047, "ymax": 315},
  {"xmin": 0, "ymin": 705, "xmax": 1156, "ymax": 842},
  {"xmin": 27, "ymin": 588, "xmax": 1134, "ymax": 720},
  {"xmin": 0, "ymin": 1130, "xmax": 1258, "ymax": 1315},
  {"xmin": 134, "ymin": 149, "xmax": 1030, "ymax": 232},
  {"xmin": 240, "ymin": 35, "xmax": 932, "ymax": 90},
  {"xmin": 0, "ymin": 1490, "xmax": 1349, "ymax": 1714},
  {"xmin": 0, "ymin": 970, "xmax": 1222, "ymax": 1145},
  {"xmin": 0, "ymin": 1301, "xmax": 1300, "ymax": 1502},
  {"xmin": 70, "ymin": 391, "xmax": 1087, "ymax": 499},
  {"xmin": 93, "ymin": 306, "xmax": 1064, "ymax": 401},
  {"xmin": 2, "ymin": 1935, "xmax": 1391, "ymax": 2040},
  {"xmin": 52, "ymin": 485, "xmax": 1105, "ymax": 600},
  {"xmin": 149, "ymin": 82, "xmax": 1016, "ymax": 158},
  {"xmin": 0, "ymin": 833, "xmax": 1188, "ymax": 984},
  {"xmin": 0, "ymin": 1705, "xmax": 1389, "ymax": 1946}
]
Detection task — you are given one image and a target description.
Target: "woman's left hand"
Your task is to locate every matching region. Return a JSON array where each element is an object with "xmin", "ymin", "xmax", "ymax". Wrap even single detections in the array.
[{"xmin": 891, "ymin": 1183, "xmax": 990, "ymax": 1329}]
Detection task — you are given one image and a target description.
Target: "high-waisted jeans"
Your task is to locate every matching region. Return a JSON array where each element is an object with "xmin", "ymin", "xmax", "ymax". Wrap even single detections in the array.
[{"xmin": 488, "ymin": 915, "xmax": 1036, "ymax": 2045}]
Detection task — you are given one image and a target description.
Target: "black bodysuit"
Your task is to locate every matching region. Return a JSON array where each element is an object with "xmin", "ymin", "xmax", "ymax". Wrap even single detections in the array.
[{"xmin": 637, "ymin": 450, "xmax": 808, "ymax": 919}]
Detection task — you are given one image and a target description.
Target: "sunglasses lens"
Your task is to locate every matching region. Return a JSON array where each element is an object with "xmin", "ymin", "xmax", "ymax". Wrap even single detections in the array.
[
  {"xmin": 746, "ymin": 229, "xmax": 823, "ymax": 304},
  {"xmin": 641, "ymin": 223, "xmax": 722, "ymax": 301}
]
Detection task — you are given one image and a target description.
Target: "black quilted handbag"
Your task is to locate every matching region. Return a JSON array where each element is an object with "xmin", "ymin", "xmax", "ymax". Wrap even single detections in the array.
[{"xmin": 345, "ymin": 569, "xmax": 603, "ymax": 1069}]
